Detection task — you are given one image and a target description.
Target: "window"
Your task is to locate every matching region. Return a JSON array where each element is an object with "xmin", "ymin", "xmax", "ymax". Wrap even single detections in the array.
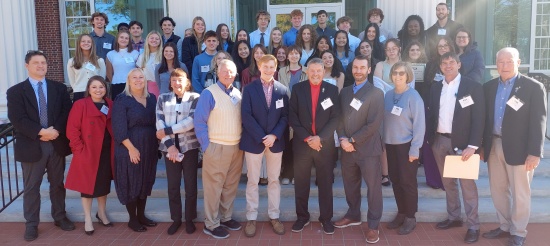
[
  {"xmin": 533, "ymin": 0, "xmax": 550, "ymax": 71},
  {"xmin": 64, "ymin": 0, "xmax": 92, "ymax": 57}
]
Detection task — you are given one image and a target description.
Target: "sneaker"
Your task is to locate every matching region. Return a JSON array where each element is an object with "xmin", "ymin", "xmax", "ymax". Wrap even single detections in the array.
[
  {"xmin": 291, "ymin": 219, "xmax": 310, "ymax": 232},
  {"xmin": 270, "ymin": 219, "xmax": 285, "ymax": 235},
  {"xmin": 203, "ymin": 226, "xmax": 229, "ymax": 239},
  {"xmin": 320, "ymin": 220, "xmax": 335, "ymax": 235},
  {"xmin": 281, "ymin": 178, "xmax": 290, "ymax": 185},
  {"xmin": 244, "ymin": 220, "xmax": 256, "ymax": 237},
  {"xmin": 386, "ymin": 213, "xmax": 406, "ymax": 229},
  {"xmin": 366, "ymin": 228, "xmax": 380, "ymax": 244},
  {"xmin": 220, "ymin": 219, "xmax": 242, "ymax": 231},
  {"xmin": 381, "ymin": 175, "xmax": 391, "ymax": 186}
]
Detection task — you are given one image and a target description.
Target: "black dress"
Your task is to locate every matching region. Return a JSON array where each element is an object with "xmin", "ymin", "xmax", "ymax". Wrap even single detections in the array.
[
  {"xmin": 81, "ymin": 102, "xmax": 113, "ymax": 198},
  {"xmin": 112, "ymin": 93, "xmax": 158, "ymax": 205}
]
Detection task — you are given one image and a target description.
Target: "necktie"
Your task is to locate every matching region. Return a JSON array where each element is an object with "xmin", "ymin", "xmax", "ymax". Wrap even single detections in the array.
[
  {"xmin": 37, "ymin": 81, "xmax": 48, "ymax": 128},
  {"xmin": 260, "ymin": 33, "xmax": 265, "ymax": 47}
]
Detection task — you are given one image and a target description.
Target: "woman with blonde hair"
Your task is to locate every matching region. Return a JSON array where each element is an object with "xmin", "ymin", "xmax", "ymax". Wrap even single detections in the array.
[
  {"xmin": 204, "ymin": 51, "xmax": 233, "ymax": 89},
  {"xmin": 137, "ymin": 30, "xmax": 163, "ymax": 98},
  {"xmin": 181, "ymin": 16, "xmax": 206, "ymax": 78},
  {"xmin": 67, "ymin": 34, "xmax": 106, "ymax": 102},
  {"xmin": 267, "ymin": 27, "xmax": 283, "ymax": 55}
]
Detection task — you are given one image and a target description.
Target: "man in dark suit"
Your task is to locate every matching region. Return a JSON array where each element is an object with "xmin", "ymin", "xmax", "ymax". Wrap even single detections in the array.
[
  {"xmin": 240, "ymin": 55, "xmax": 289, "ymax": 237},
  {"xmin": 481, "ymin": 48, "xmax": 547, "ymax": 246},
  {"xmin": 7, "ymin": 51, "xmax": 74, "ymax": 241},
  {"xmin": 333, "ymin": 56, "xmax": 385, "ymax": 244},
  {"xmin": 289, "ymin": 58, "xmax": 340, "ymax": 234},
  {"xmin": 427, "ymin": 52, "xmax": 485, "ymax": 244}
]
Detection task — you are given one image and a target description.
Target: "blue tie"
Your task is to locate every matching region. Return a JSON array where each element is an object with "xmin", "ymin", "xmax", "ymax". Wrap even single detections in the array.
[
  {"xmin": 38, "ymin": 81, "xmax": 48, "ymax": 128},
  {"xmin": 260, "ymin": 33, "xmax": 265, "ymax": 47}
]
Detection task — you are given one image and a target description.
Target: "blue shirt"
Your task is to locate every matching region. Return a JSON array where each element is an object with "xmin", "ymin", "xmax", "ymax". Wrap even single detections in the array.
[
  {"xmin": 90, "ymin": 30, "xmax": 115, "ymax": 59},
  {"xmin": 250, "ymin": 29, "xmax": 271, "ymax": 47},
  {"xmin": 352, "ymin": 80, "xmax": 368, "ymax": 94},
  {"xmin": 191, "ymin": 51, "xmax": 216, "ymax": 94},
  {"xmin": 283, "ymin": 27, "xmax": 299, "ymax": 46},
  {"xmin": 194, "ymin": 81, "xmax": 238, "ymax": 150},
  {"xmin": 493, "ymin": 75, "xmax": 517, "ymax": 135},
  {"xmin": 28, "ymin": 77, "xmax": 48, "ymax": 114}
]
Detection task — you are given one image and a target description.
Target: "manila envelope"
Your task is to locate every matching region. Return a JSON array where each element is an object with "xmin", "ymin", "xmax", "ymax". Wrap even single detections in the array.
[{"xmin": 443, "ymin": 154, "xmax": 480, "ymax": 180}]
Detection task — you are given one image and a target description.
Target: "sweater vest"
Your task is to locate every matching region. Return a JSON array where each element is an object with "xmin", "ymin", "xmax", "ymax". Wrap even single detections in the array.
[{"xmin": 206, "ymin": 85, "xmax": 242, "ymax": 145}]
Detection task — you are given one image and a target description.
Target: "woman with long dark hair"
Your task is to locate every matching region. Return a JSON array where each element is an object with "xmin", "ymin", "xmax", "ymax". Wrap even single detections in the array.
[
  {"xmin": 397, "ymin": 15, "xmax": 427, "ymax": 58},
  {"xmin": 362, "ymin": 23, "xmax": 385, "ymax": 61},
  {"xmin": 241, "ymin": 44, "xmax": 268, "ymax": 88},
  {"xmin": 155, "ymin": 42, "xmax": 188, "ymax": 95},
  {"xmin": 454, "ymin": 27, "xmax": 484, "ymax": 82},
  {"xmin": 216, "ymin": 23, "xmax": 234, "ymax": 53},
  {"xmin": 333, "ymin": 30, "xmax": 354, "ymax": 70},
  {"xmin": 320, "ymin": 50, "xmax": 344, "ymax": 91}
]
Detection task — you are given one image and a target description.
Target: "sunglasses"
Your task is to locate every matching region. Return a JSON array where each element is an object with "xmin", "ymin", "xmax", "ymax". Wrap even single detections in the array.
[{"xmin": 392, "ymin": 71, "xmax": 406, "ymax": 76}]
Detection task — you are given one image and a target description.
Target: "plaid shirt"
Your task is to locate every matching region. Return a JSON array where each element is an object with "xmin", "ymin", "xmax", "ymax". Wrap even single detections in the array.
[{"xmin": 156, "ymin": 91, "xmax": 201, "ymax": 153}]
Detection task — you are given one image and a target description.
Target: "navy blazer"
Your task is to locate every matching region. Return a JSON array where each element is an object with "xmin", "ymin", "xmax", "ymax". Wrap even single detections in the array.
[
  {"xmin": 240, "ymin": 79, "xmax": 289, "ymax": 154},
  {"xmin": 427, "ymin": 75, "xmax": 485, "ymax": 150},
  {"xmin": 7, "ymin": 79, "xmax": 73, "ymax": 162},
  {"xmin": 482, "ymin": 74, "xmax": 547, "ymax": 165}
]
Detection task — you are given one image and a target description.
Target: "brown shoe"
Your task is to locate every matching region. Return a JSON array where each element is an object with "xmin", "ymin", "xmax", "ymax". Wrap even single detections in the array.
[
  {"xmin": 270, "ymin": 219, "xmax": 285, "ymax": 235},
  {"xmin": 244, "ymin": 220, "xmax": 256, "ymax": 238},
  {"xmin": 333, "ymin": 217, "xmax": 362, "ymax": 228},
  {"xmin": 366, "ymin": 228, "xmax": 380, "ymax": 244}
]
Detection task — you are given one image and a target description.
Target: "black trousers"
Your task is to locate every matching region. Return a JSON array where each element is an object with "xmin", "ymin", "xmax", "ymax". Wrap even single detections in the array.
[
  {"xmin": 165, "ymin": 148, "xmax": 199, "ymax": 222},
  {"xmin": 281, "ymin": 126, "xmax": 294, "ymax": 179},
  {"xmin": 293, "ymin": 141, "xmax": 334, "ymax": 222},
  {"xmin": 22, "ymin": 141, "xmax": 67, "ymax": 227},
  {"xmin": 386, "ymin": 142, "xmax": 419, "ymax": 218},
  {"xmin": 110, "ymin": 83, "xmax": 126, "ymax": 99}
]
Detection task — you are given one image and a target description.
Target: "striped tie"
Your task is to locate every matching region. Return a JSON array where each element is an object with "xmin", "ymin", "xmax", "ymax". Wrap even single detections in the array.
[{"xmin": 37, "ymin": 81, "xmax": 48, "ymax": 128}]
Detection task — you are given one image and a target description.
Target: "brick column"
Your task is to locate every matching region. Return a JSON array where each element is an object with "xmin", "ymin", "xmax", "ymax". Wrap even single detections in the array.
[{"xmin": 34, "ymin": 0, "xmax": 65, "ymax": 83}]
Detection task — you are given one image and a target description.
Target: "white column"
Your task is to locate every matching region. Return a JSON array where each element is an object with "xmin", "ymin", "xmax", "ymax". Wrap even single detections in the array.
[{"xmin": 0, "ymin": 0, "xmax": 38, "ymax": 120}]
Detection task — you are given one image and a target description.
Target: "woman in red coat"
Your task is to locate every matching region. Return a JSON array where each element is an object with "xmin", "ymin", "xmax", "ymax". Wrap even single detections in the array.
[{"xmin": 65, "ymin": 76, "xmax": 115, "ymax": 235}]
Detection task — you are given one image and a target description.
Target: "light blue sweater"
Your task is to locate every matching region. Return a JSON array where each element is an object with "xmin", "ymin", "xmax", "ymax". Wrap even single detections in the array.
[
  {"xmin": 383, "ymin": 87, "xmax": 425, "ymax": 157},
  {"xmin": 191, "ymin": 52, "xmax": 215, "ymax": 94}
]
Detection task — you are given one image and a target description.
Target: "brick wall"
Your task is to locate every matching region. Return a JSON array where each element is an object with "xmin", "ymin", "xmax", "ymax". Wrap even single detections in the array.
[{"xmin": 35, "ymin": 0, "xmax": 65, "ymax": 83}]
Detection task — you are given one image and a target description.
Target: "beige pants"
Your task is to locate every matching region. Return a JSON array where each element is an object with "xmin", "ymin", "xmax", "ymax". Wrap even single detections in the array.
[
  {"xmin": 202, "ymin": 142, "xmax": 243, "ymax": 230},
  {"xmin": 244, "ymin": 148, "xmax": 283, "ymax": 220}
]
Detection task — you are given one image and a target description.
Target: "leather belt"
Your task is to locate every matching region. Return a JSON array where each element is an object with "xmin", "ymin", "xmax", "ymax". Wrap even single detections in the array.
[{"xmin": 437, "ymin": 132, "xmax": 452, "ymax": 138}]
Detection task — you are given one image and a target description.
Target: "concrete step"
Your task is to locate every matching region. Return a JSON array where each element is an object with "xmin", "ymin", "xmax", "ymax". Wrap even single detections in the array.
[{"xmin": 1, "ymin": 196, "xmax": 549, "ymax": 223}]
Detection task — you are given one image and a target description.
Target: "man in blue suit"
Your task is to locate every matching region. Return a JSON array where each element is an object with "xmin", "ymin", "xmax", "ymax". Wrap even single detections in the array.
[{"xmin": 240, "ymin": 54, "xmax": 289, "ymax": 237}]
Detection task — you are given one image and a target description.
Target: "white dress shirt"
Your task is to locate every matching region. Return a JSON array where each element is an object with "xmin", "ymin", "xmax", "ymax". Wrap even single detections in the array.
[
  {"xmin": 250, "ymin": 28, "xmax": 271, "ymax": 47},
  {"xmin": 437, "ymin": 73, "xmax": 461, "ymax": 134}
]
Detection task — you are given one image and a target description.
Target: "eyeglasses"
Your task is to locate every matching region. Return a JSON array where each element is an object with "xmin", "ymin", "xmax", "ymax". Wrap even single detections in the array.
[
  {"xmin": 27, "ymin": 50, "xmax": 44, "ymax": 55},
  {"xmin": 437, "ymin": 44, "xmax": 449, "ymax": 49},
  {"xmin": 392, "ymin": 71, "xmax": 406, "ymax": 76},
  {"xmin": 456, "ymin": 36, "xmax": 469, "ymax": 40}
]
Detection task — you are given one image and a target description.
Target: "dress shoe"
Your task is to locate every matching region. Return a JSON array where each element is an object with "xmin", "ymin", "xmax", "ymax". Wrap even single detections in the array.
[
  {"xmin": 186, "ymin": 221, "xmax": 196, "ymax": 234},
  {"xmin": 508, "ymin": 235, "xmax": 526, "ymax": 246},
  {"xmin": 96, "ymin": 213, "xmax": 114, "ymax": 227},
  {"xmin": 333, "ymin": 217, "xmax": 361, "ymax": 228},
  {"xmin": 365, "ymin": 228, "xmax": 380, "ymax": 244},
  {"xmin": 436, "ymin": 219, "xmax": 463, "ymax": 230},
  {"xmin": 138, "ymin": 216, "xmax": 158, "ymax": 227},
  {"xmin": 128, "ymin": 220, "xmax": 147, "ymax": 232},
  {"xmin": 464, "ymin": 229, "xmax": 480, "ymax": 244},
  {"xmin": 398, "ymin": 217, "xmax": 416, "ymax": 235},
  {"xmin": 244, "ymin": 220, "xmax": 256, "ymax": 237},
  {"xmin": 270, "ymin": 219, "xmax": 285, "ymax": 235},
  {"xmin": 85, "ymin": 229, "xmax": 94, "ymax": 235},
  {"xmin": 386, "ymin": 213, "xmax": 406, "ymax": 229},
  {"xmin": 482, "ymin": 227, "xmax": 510, "ymax": 239},
  {"xmin": 54, "ymin": 217, "xmax": 76, "ymax": 231},
  {"xmin": 167, "ymin": 221, "xmax": 182, "ymax": 235},
  {"xmin": 24, "ymin": 226, "xmax": 38, "ymax": 241}
]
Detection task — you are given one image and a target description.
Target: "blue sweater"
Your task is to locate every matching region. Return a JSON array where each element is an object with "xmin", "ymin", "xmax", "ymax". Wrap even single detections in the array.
[
  {"xmin": 191, "ymin": 52, "xmax": 215, "ymax": 94},
  {"xmin": 383, "ymin": 88, "xmax": 425, "ymax": 157}
]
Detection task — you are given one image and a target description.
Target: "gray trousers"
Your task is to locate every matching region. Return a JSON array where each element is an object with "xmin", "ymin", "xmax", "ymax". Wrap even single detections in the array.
[
  {"xmin": 432, "ymin": 135, "xmax": 480, "ymax": 230},
  {"xmin": 488, "ymin": 137, "xmax": 533, "ymax": 237},
  {"xmin": 340, "ymin": 153, "xmax": 382, "ymax": 230},
  {"xmin": 21, "ymin": 141, "xmax": 67, "ymax": 227}
]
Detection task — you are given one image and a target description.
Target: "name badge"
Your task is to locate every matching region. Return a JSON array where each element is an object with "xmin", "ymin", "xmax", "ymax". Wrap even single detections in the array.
[
  {"xmin": 84, "ymin": 63, "xmax": 96, "ymax": 72},
  {"xmin": 321, "ymin": 98, "xmax": 333, "ymax": 110},
  {"xmin": 350, "ymin": 98, "xmax": 362, "ymax": 111},
  {"xmin": 379, "ymin": 35, "xmax": 387, "ymax": 43},
  {"xmin": 230, "ymin": 96, "xmax": 240, "ymax": 105},
  {"xmin": 100, "ymin": 105, "xmax": 109, "ymax": 115},
  {"xmin": 507, "ymin": 95, "xmax": 524, "ymax": 111},
  {"xmin": 201, "ymin": 65, "xmax": 210, "ymax": 73},
  {"xmin": 103, "ymin": 42, "xmax": 112, "ymax": 49},
  {"xmin": 124, "ymin": 57, "xmax": 134, "ymax": 63},
  {"xmin": 434, "ymin": 73, "xmax": 445, "ymax": 82},
  {"xmin": 459, "ymin": 95, "xmax": 474, "ymax": 108},
  {"xmin": 391, "ymin": 106, "xmax": 403, "ymax": 116},
  {"xmin": 276, "ymin": 99, "xmax": 284, "ymax": 109},
  {"xmin": 438, "ymin": 28, "xmax": 447, "ymax": 35},
  {"xmin": 175, "ymin": 103, "xmax": 182, "ymax": 113}
]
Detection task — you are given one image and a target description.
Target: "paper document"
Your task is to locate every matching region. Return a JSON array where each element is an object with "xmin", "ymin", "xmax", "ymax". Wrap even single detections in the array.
[{"xmin": 443, "ymin": 154, "xmax": 480, "ymax": 180}]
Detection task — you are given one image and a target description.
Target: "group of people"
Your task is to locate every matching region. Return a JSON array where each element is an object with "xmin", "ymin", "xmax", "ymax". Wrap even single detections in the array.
[{"xmin": 6, "ymin": 3, "xmax": 546, "ymax": 246}]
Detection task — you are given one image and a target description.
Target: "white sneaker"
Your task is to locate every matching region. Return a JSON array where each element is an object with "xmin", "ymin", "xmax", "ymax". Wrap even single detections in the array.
[{"xmin": 281, "ymin": 178, "xmax": 290, "ymax": 185}]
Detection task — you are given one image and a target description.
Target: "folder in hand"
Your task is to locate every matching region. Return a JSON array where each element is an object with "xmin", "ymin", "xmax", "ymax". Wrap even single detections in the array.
[{"xmin": 443, "ymin": 154, "xmax": 480, "ymax": 180}]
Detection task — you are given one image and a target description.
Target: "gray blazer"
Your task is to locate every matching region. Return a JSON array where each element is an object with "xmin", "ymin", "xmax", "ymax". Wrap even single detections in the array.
[{"xmin": 337, "ymin": 81, "xmax": 385, "ymax": 158}]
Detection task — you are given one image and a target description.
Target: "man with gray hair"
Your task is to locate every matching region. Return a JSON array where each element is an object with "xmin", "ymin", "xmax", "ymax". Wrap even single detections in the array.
[
  {"xmin": 194, "ymin": 59, "xmax": 243, "ymax": 239},
  {"xmin": 481, "ymin": 47, "xmax": 547, "ymax": 246},
  {"xmin": 289, "ymin": 58, "xmax": 340, "ymax": 234}
]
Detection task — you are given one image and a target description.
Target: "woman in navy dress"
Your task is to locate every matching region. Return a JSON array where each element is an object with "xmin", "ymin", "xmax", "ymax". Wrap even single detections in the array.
[{"xmin": 112, "ymin": 68, "xmax": 159, "ymax": 232}]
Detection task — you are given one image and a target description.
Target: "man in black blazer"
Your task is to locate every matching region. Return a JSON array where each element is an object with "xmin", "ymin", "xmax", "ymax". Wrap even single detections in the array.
[
  {"xmin": 427, "ymin": 52, "xmax": 485, "ymax": 244},
  {"xmin": 334, "ymin": 56, "xmax": 385, "ymax": 244},
  {"xmin": 289, "ymin": 58, "xmax": 340, "ymax": 235},
  {"xmin": 481, "ymin": 48, "xmax": 547, "ymax": 246},
  {"xmin": 7, "ymin": 51, "xmax": 74, "ymax": 241}
]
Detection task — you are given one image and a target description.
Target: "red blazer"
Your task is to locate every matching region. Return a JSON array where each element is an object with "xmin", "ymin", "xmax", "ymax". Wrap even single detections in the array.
[{"xmin": 65, "ymin": 97, "xmax": 114, "ymax": 195}]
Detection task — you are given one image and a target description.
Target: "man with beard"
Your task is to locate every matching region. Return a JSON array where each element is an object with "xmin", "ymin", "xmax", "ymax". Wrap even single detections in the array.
[{"xmin": 425, "ymin": 3, "xmax": 463, "ymax": 58}]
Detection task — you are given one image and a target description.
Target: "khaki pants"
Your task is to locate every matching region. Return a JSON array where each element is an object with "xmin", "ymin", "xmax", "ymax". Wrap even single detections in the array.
[
  {"xmin": 202, "ymin": 142, "xmax": 243, "ymax": 230},
  {"xmin": 244, "ymin": 148, "xmax": 283, "ymax": 220}
]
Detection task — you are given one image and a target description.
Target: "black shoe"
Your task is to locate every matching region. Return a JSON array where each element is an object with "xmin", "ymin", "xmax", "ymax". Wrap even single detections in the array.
[
  {"xmin": 482, "ymin": 227, "xmax": 510, "ymax": 239},
  {"xmin": 220, "ymin": 219, "xmax": 241, "ymax": 231},
  {"xmin": 320, "ymin": 220, "xmax": 335, "ymax": 235},
  {"xmin": 138, "ymin": 216, "xmax": 157, "ymax": 227},
  {"xmin": 382, "ymin": 175, "xmax": 391, "ymax": 186},
  {"xmin": 436, "ymin": 219, "xmax": 463, "ymax": 230},
  {"xmin": 203, "ymin": 226, "xmax": 229, "ymax": 239},
  {"xmin": 398, "ymin": 217, "xmax": 416, "ymax": 235},
  {"xmin": 509, "ymin": 235, "xmax": 526, "ymax": 246},
  {"xmin": 167, "ymin": 221, "xmax": 182, "ymax": 235},
  {"xmin": 54, "ymin": 217, "xmax": 76, "ymax": 231},
  {"xmin": 386, "ymin": 214, "xmax": 406, "ymax": 229},
  {"xmin": 186, "ymin": 221, "xmax": 196, "ymax": 234},
  {"xmin": 85, "ymin": 229, "xmax": 94, "ymax": 235},
  {"xmin": 464, "ymin": 229, "xmax": 480, "ymax": 244},
  {"xmin": 96, "ymin": 213, "xmax": 114, "ymax": 227},
  {"xmin": 24, "ymin": 226, "xmax": 38, "ymax": 241},
  {"xmin": 128, "ymin": 220, "xmax": 147, "ymax": 232},
  {"xmin": 291, "ymin": 219, "xmax": 310, "ymax": 232}
]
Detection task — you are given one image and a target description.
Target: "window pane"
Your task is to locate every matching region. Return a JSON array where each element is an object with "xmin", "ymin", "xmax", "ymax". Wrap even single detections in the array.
[
  {"xmin": 94, "ymin": 0, "xmax": 165, "ymax": 36},
  {"xmin": 270, "ymin": 0, "xmax": 341, "ymax": 4},
  {"xmin": 492, "ymin": 0, "xmax": 531, "ymax": 64}
]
